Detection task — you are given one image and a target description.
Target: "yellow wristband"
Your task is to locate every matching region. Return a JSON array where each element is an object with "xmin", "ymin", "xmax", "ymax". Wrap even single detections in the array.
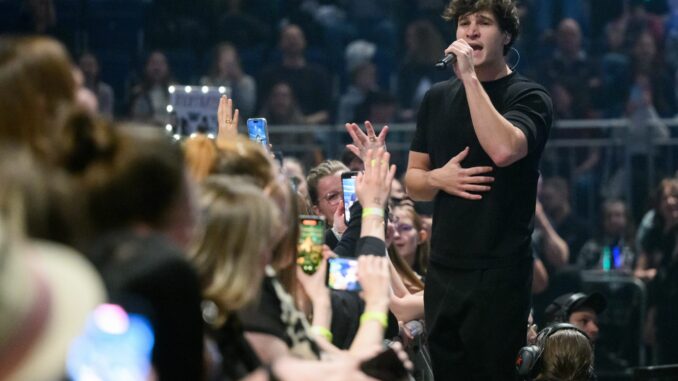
[
  {"xmin": 360, "ymin": 311, "xmax": 388, "ymax": 328},
  {"xmin": 362, "ymin": 208, "xmax": 385, "ymax": 219},
  {"xmin": 311, "ymin": 325, "xmax": 333, "ymax": 342}
]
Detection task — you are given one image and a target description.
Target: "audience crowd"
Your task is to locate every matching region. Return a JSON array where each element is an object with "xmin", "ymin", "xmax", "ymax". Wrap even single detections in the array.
[{"xmin": 2, "ymin": 0, "xmax": 678, "ymax": 380}]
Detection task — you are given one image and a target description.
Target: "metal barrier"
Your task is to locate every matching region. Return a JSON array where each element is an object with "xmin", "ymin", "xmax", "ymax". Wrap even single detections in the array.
[
  {"xmin": 632, "ymin": 364, "xmax": 678, "ymax": 381},
  {"xmin": 269, "ymin": 118, "xmax": 678, "ymax": 222},
  {"xmin": 580, "ymin": 270, "xmax": 647, "ymax": 375}
]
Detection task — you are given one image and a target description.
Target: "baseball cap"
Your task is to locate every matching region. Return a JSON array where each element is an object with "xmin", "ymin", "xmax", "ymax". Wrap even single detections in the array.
[{"xmin": 544, "ymin": 292, "xmax": 607, "ymax": 323}]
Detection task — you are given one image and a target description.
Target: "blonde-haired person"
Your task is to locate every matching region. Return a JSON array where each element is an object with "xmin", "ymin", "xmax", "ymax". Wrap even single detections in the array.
[
  {"xmin": 189, "ymin": 176, "xmax": 393, "ymax": 381},
  {"xmin": 191, "ymin": 176, "xmax": 281, "ymax": 326},
  {"xmin": 533, "ymin": 328, "xmax": 594, "ymax": 381}
]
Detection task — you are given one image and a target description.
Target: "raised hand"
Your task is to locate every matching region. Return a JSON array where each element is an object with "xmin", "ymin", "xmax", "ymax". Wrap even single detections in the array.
[
  {"xmin": 216, "ymin": 96, "xmax": 239, "ymax": 148},
  {"xmin": 345, "ymin": 121, "xmax": 389, "ymax": 161},
  {"xmin": 356, "ymin": 148, "xmax": 397, "ymax": 209},
  {"xmin": 431, "ymin": 147, "xmax": 493, "ymax": 200},
  {"xmin": 357, "ymin": 255, "xmax": 391, "ymax": 311}
]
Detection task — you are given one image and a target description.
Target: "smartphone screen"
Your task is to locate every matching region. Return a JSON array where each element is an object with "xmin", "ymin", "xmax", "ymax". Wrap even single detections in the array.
[
  {"xmin": 67, "ymin": 304, "xmax": 155, "ymax": 381},
  {"xmin": 341, "ymin": 171, "xmax": 358, "ymax": 225},
  {"xmin": 326, "ymin": 257, "xmax": 361, "ymax": 292},
  {"xmin": 247, "ymin": 118, "xmax": 269, "ymax": 150},
  {"xmin": 297, "ymin": 215, "xmax": 325, "ymax": 274}
]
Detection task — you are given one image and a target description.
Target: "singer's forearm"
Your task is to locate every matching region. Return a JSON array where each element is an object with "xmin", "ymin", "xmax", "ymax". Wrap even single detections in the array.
[
  {"xmin": 405, "ymin": 151, "xmax": 438, "ymax": 201},
  {"xmin": 462, "ymin": 75, "xmax": 527, "ymax": 167}
]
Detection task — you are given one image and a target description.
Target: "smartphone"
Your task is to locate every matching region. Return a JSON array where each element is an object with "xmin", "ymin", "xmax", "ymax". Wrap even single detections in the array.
[
  {"xmin": 297, "ymin": 215, "xmax": 325, "ymax": 274},
  {"xmin": 326, "ymin": 257, "xmax": 361, "ymax": 292},
  {"xmin": 341, "ymin": 171, "xmax": 358, "ymax": 225},
  {"xmin": 247, "ymin": 117, "xmax": 269, "ymax": 151},
  {"xmin": 67, "ymin": 304, "xmax": 155, "ymax": 381},
  {"xmin": 359, "ymin": 347, "xmax": 410, "ymax": 381}
]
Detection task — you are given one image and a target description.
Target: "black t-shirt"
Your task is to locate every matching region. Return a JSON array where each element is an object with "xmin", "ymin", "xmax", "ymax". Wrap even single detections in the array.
[
  {"xmin": 410, "ymin": 72, "xmax": 552, "ymax": 269},
  {"xmin": 212, "ymin": 315, "xmax": 261, "ymax": 381},
  {"xmin": 238, "ymin": 274, "xmax": 321, "ymax": 360}
]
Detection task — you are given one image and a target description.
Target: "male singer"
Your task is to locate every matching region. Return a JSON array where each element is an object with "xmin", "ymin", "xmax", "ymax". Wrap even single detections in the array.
[{"xmin": 405, "ymin": 0, "xmax": 553, "ymax": 379}]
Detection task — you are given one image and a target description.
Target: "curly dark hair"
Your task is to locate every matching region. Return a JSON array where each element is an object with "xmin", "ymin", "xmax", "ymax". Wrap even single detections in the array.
[{"xmin": 442, "ymin": 0, "xmax": 520, "ymax": 55}]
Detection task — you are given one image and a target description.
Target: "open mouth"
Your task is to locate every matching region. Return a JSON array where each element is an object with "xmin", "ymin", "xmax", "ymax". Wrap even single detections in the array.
[{"xmin": 468, "ymin": 42, "xmax": 483, "ymax": 52}]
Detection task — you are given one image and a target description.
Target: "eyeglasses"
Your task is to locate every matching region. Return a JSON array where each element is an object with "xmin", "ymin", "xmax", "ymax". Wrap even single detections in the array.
[{"xmin": 321, "ymin": 191, "xmax": 342, "ymax": 206}]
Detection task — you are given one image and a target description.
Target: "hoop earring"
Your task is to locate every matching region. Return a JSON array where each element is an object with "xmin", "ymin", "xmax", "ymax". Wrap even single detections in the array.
[{"xmin": 508, "ymin": 47, "xmax": 521, "ymax": 71}]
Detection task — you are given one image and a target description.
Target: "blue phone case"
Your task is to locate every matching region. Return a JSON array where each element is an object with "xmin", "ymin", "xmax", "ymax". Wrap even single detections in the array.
[{"xmin": 247, "ymin": 118, "xmax": 269, "ymax": 149}]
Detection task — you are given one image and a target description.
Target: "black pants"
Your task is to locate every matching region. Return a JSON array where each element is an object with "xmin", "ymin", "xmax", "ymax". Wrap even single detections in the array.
[{"xmin": 424, "ymin": 257, "xmax": 533, "ymax": 381}]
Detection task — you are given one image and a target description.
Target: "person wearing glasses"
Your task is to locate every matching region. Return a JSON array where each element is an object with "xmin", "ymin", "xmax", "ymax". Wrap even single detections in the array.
[{"xmin": 306, "ymin": 160, "xmax": 350, "ymax": 246}]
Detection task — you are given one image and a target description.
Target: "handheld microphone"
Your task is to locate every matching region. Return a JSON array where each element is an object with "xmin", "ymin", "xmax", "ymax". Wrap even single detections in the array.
[{"xmin": 435, "ymin": 54, "xmax": 456, "ymax": 70}]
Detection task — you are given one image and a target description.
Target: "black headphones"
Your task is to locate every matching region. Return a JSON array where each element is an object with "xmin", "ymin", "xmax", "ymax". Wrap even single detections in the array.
[
  {"xmin": 551, "ymin": 293, "xmax": 587, "ymax": 323},
  {"xmin": 515, "ymin": 323, "xmax": 592, "ymax": 380}
]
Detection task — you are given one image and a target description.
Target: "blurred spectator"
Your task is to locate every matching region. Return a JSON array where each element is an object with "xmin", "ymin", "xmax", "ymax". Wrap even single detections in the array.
[
  {"xmin": 634, "ymin": 178, "xmax": 678, "ymax": 281},
  {"xmin": 215, "ymin": 0, "xmax": 272, "ymax": 50},
  {"xmin": 598, "ymin": 18, "xmax": 632, "ymax": 117},
  {"xmin": 78, "ymin": 52, "xmax": 114, "ymax": 117},
  {"xmin": 146, "ymin": 0, "xmax": 209, "ymax": 52},
  {"xmin": 67, "ymin": 123, "xmax": 205, "ymax": 380},
  {"xmin": 72, "ymin": 67, "xmax": 99, "ymax": 115},
  {"xmin": 578, "ymin": 199, "xmax": 636, "ymax": 271},
  {"xmin": 282, "ymin": 157, "xmax": 310, "ymax": 200},
  {"xmin": 0, "ymin": 181, "xmax": 105, "ymax": 381},
  {"xmin": 17, "ymin": 0, "xmax": 56, "ymax": 34},
  {"xmin": 0, "ymin": 36, "xmax": 77, "ymax": 162},
  {"xmin": 627, "ymin": 31, "xmax": 676, "ymax": 118},
  {"xmin": 540, "ymin": 177, "xmax": 591, "ymax": 264},
  {"xmin": 617, "ymin": 31, "xmax": 674, "ymax": 217},
  {"xmin": 201, "ymin": 42, "xmax": 257, "ymax": 119},
  {"xmin": 354, "ymin": 91, "xmax": 399, "ymax": 125},
  {"xmin": 129, "ymin": 50, "xmax": 174, "ymax": 125},
  {"xmin": 259, "ymin": 81, "xmax": 305, "ymax": 126},
  {"xmin": 258, "ymin": 24, "xmax": 332, "ymax": 124},
  {"xmin": 539, "ymin": 18, "xmax": 601, "ymax": 119},
  {"xmin": 336, "ymin": 61, "xmax": 378, "ymax": 124},
  {"xmin": 533, "ymin": 0, "xmax": 590, "ymax": 40},
  {"xmin": 397, "ymin": 19, "xmax": 450, "ymax": 122}
]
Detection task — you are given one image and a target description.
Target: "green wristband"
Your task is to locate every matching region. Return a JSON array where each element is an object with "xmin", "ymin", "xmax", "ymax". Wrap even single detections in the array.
[
  {"xmin": 311, "ymin": 325, "xmax": 334, "ymax": 342},
  {"xmin": 360, "ymin": 311, "xmax": 388, "ymax": 328},
  {"xmin": 362, "ymin": 208, "xmax": 385, "ymax": 219}
]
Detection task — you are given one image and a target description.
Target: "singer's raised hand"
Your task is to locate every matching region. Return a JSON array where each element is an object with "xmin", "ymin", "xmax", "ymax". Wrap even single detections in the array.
[
  {"xmin": 345, "ymin": 121, "xmax": 389, "ymax": 161},
  {"xmin": 429, "ymin": 147, "xmax": 494, "ymax": 200},
  {"xmin": 444, "ymin": 39, "xmax": 475, "ymax": 78}
]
